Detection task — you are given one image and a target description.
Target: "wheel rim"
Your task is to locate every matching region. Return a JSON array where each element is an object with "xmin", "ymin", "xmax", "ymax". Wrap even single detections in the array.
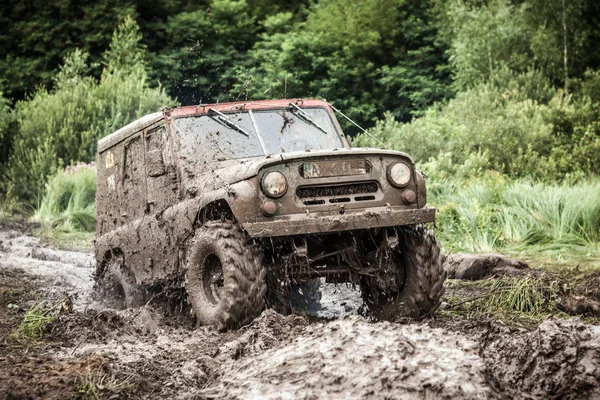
[{"xmin": 202, "ymin": 254, "xmax": 224, "ymax": 304}]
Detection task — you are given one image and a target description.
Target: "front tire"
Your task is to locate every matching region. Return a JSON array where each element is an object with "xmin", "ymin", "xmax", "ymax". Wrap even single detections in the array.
[
  {"xmin": 186, "ymin": 222, "xmax": 266, "ymax": 330},
  {"xmin": 361, "ymin": 224, "xmax": 445, "ymax": 319}
]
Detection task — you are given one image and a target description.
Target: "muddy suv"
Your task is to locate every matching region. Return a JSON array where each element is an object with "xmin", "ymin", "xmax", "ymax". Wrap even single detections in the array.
[{"xmin": 94, "ymin": 98, "xmax": 444, "ymax": 329}]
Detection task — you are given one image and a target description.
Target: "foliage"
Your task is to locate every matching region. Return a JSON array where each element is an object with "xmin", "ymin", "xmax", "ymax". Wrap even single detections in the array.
[
  {"xmin": 3, "ymin": 17, "xmax": 173, "ymax": 203},
  {"xmin": 435, "ymin": 0, "xmax": 531, "ymax": 90},
  {"xmin": 231, "ymin": 0, "xmax": 452, "ymax": 125},
  {"xmin": 354, "ymin": 72, "xmax": 600, "ymax": 181},
  {"xmin": 0, "ymin": 0, "xmax": 136, "ymax": 101},
  {"xmin": 0, "ymin": 92, "xmax": 15, "ymax": 172},
  {"xmin": 35, "ymin": 163, "xmax": 97, "ymax": 233},
  {"xmin": 147, "ymin": 0, "xmax": 259, "ymax": 104},
  {"xmin": 435, "ymin": 0, "xmax": 600, "ymax": 92}
]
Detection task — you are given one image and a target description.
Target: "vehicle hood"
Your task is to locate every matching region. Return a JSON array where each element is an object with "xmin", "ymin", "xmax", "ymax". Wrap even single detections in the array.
[{"xmin": 204, "ymin": 148, "xmax": 414, "ymax": 186}]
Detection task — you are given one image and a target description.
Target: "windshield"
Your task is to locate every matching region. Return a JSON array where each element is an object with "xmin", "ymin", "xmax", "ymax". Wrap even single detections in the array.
[
  {"xmin": 174, "ymin": 107, "xmax": 343, "ymax": 162},
  {"xmin": 253, "ymin": 108, "xmax": 341, "ymax": 153}
]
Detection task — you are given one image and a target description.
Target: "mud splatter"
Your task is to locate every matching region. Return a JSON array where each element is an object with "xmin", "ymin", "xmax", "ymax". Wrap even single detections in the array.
[{"xmin": 1, "ymin": 226, "xmax": 600, "ymax": 399}]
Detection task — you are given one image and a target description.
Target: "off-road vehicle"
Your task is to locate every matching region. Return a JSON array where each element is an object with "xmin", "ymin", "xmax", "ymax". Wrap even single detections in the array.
[{"xmin": 94, "ymin": 98, "xmax": 444, "ymax": 329}]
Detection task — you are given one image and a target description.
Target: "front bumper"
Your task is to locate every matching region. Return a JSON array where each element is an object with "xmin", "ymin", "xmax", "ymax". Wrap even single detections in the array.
[{"xmin": 242, "ymin": 206, "xmax": 436, "ymax": 237}]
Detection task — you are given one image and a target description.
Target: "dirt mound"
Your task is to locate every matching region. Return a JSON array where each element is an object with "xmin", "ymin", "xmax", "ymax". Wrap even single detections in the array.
[
  {"xmin": 198, "ymin": 316, "xmax": 492, "ymax": 400},
  {"xmin": 445, "ymin": 253, "xmax": 528, "ymax": 280},
  {"xmin": 483, "ymin": 319, "xmax": 600, "ymax": 399},
  {"xmin": 219, "ymin": 309, "xmax": 309, "ymax": 360},
  {"xmin": 49, "ymin": 309, "xmax": 140, "ymax": 346}
]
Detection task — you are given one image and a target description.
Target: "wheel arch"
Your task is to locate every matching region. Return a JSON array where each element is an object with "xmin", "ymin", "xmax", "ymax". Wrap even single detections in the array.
[{"xmin": 194, "ymin": 199, "xmax": 235, "ymax": 228}]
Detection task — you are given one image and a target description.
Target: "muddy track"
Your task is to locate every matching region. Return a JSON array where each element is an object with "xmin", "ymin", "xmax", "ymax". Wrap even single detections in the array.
[{"xmin": 0, "ymin": 226, "xmax": 599, "ymax": 399}]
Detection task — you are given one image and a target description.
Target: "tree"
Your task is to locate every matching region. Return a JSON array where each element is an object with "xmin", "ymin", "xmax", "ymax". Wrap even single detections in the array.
[
  {"xmin": 232, "ymin": 0, "xmax": 452, "ymax": 128},
  {"xmin": 4, "ymin": 17, "xmax": 173, "ymax": 202},
  {"xmin": 145, "ymin": 0, "xmax": 258, "ymax": 105},
  {"xmin": 0, "ymin": 0, "xmax": 136, "ymax": 101}
]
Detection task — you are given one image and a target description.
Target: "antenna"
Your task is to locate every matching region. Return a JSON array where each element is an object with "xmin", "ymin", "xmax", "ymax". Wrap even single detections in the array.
[{"xmin": 325, "ymin": 101, "xmax": 388, "ymax": 149}]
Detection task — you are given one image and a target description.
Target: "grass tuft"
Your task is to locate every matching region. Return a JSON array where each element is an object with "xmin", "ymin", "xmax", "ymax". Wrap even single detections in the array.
[
  {"xmin": 11, "ymin": 296, "xmax": 73, "ymax": 343},
  {"xmin": 442, "ymin": 274, "xmax": 572, "ymax": 327},
  {"xmin": 431, "ymin": 175, "xmax": 600, "ymax": 255},
  {"xmin": 78, "ymin": 372, "xmax": 133, "ymax": 400},
  {"xmin": 11, "ymin": 300, "xmax": 57, "ymax": 342},
  {"xmin": 483, "ymin": 275, "xmax": 562, "ymax": 315},
  {"xmin": 35, "ymin": 162, "xmax": 97, "ymax": 233}
]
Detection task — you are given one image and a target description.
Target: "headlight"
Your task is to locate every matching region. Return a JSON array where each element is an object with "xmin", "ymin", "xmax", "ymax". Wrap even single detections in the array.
[
  {"xmin": 261, "ymin": 171, "xmax": 288, "ymax": 198},
  {"xmin": 387, "ymin": 162, "xmax": 411, "ymax": 187}
]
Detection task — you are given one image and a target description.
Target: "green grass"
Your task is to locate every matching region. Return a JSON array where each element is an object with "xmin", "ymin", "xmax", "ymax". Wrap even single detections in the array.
[
  {"xmin": 11, "ymin": 300, "xmax": 57, "ymax": 342},
  {"xmin": 431, "ymin": 175, "xmax": 600, "ymax": 255},
  {"xmin": 35, "ymin": 162, "xmax": 97, "ymax": 233},
  {"xmin": 33, "ymin": 163, "xmax": 97, "ymax": 250},
  {"xmin": 441, "ymin": 274, "xmax": 573, "ymax": 327}
]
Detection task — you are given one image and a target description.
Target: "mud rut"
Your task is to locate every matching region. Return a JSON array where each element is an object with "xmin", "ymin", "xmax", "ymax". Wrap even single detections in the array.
[{"xmin": 1, "ymin": 225, "xmax": 599, "ymax": 399}]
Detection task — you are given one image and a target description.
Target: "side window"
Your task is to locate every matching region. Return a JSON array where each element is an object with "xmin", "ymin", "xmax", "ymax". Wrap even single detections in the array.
[
  {"xmin": 145, "ymin": 126, "xmax": 167, "ymax": 177},
  {"xmin": 122, "ymin": 135, "xmax": 146, "ymax": 221},
  {"xmin": 145, "ymin": 125, "xmax": 178, "ymax": 211}
]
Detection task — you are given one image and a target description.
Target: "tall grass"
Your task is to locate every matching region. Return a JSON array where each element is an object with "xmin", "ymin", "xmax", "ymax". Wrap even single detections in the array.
[
  {"xmin": 431, "ymin": 175, "xmax": 600, "ymax": 253},
  {"xmin": 35, "ymin": 163, "xmax": 97, "ymax": 232}
]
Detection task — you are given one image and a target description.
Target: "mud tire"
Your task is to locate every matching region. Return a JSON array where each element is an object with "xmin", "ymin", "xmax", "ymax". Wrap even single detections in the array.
[
  {"xmin": 95, "ymin": 250, "xmax": 143, "ymax": 309},
  {"xmin": 361, "ymin": 224, "xmax": 445, "ymax": 320},
  {"xmin": 186, "ymin": 221, "xmax": 266, "ymax": 330}
]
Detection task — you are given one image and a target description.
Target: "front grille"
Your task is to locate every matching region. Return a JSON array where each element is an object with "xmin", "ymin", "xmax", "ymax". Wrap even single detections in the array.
[{"xmin": 297, "ymin": 182, "xmax": 378, "ymax": 199}]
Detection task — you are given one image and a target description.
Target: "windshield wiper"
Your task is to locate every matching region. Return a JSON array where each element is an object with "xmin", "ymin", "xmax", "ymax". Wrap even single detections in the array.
[
  {"xmin": 288, "ymin": 103, "xmax": 328, "ymax": 134},
  {"xmin": 208, "ymin": 108, "xmax": 250, "ymax": 137}
]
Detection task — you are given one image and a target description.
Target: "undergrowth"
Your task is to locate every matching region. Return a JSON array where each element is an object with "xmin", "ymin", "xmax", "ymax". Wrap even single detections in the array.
[
  {"xmin": 35, "ymin": 162, "xmax": 96, "ymax": 232},
  {"xmin": 430, "ymin": 174, "xmax": 600, "ymax": 255},
  {"xmin": 34, "ymin": 162, "xmax": 97, "ymax": 249},
  {"xmin": 442, "ymin": 274, "xmax": 572, "ymax": 327}
]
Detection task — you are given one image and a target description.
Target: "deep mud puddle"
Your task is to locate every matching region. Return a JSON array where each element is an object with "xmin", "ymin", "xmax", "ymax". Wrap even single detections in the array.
[{"xmin": 1, "ymin": 227, "xmax": 599, "ymax": 399}]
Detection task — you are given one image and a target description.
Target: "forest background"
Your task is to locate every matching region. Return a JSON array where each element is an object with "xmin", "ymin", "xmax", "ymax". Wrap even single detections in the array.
[{"xmin": 0, "ymin": 0, "xmax": 598, "ymax": 255}]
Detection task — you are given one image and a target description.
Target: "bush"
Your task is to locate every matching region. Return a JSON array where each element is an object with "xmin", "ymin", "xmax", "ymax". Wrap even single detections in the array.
[
  {"xmin": 0, "ymin": 92, "xmax": 14, "ymax": 173},
  {"xmin": 354, "ymin": 73, "xmax": 600, "ymax": 181},
  {"xmin": 4, "ymin": 17, "xmax": 173, "ymax": 204},
  {"xmin": 35, "ymin": 163, "xmax": 97, "ymax": 232}
]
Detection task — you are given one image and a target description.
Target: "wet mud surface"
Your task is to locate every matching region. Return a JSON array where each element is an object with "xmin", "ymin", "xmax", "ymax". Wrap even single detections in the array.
[{"xmin": 1, "ymin": 224, "xmax": 599, "ymax": 399}]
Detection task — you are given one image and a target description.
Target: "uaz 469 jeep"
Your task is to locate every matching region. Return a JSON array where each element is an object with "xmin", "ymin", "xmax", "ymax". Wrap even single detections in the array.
[{"xmin": 94, "ymin": 98, "xmax": 445, "ymax": 329}]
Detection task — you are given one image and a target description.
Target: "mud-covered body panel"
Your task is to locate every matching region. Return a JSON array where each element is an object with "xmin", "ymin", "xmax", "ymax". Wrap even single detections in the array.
[{"xmin": 244, "ymin": 206, "xmax": 436, "ymax": 237}]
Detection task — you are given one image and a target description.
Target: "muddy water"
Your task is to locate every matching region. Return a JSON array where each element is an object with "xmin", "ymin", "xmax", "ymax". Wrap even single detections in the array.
[{"xmin": 1, "ymin": 228, "xmax": 599, "ymax": 399}]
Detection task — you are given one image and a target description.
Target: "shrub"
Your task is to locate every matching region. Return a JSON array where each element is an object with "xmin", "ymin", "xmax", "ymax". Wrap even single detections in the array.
[
  {"xmin": 354, "ymin": 73, "xmax": 599, "ymax": 181},
  {"xmin": 4, "ymin": 17, "xmax": 173, "ymax": 204}
]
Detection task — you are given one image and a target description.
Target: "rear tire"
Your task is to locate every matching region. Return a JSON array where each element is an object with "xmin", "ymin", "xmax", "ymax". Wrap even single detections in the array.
[
  {"xmin": 186, "ymin": 221, "xmax": 266, "ymax": 330},
  {"xmin": 361, "ymin": 224, "xmax": 445, "ymax": 319},
  {"xmin": 95, "ymin": 250, "xmax": 143, "ymax": 309}
]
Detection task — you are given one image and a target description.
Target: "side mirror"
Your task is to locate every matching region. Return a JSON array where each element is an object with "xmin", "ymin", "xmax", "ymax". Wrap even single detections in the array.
[{"xmin": 146, "ymin": 149, "xmax": 166, "ymax": 177}]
